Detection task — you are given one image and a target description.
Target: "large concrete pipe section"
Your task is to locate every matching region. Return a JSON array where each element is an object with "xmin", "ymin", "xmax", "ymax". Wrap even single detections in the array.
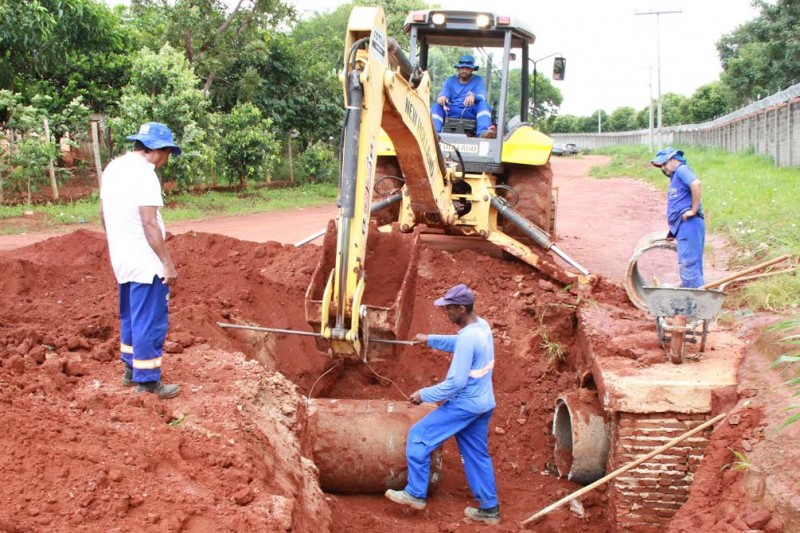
[
  {"xmin": 306, "ymin": 399, "xmax": 442, "ymax": 494},
  {"xmin": 552, "ymin": 390, "xmax": 610, "ymax": 485},
  {"xmin": 625, "ymin": 230, "xmax": 678, "ymax": 311}
]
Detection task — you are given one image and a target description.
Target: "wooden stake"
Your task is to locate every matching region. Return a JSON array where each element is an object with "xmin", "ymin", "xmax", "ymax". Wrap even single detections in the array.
[
  {"xmin": 91, "ymin": 121, "xmax": 103, "ymax": 187},
  {"xmin": 43, "ymin": 118, "xmax": 58, "ymax": 200},
  {"xmin": 519, "ymin": 412, "xmax": 727, "ymax": 527}
]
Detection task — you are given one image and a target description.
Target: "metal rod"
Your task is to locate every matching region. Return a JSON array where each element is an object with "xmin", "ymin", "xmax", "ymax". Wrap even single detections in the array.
[
  {"xmin": 550, "ymin": 244, "xmax": 590, "ymax": 276},
  {"xmin": 217, "ymin": 322, "xmax": 321, "ymax": 337},
  {"xmin": 370, "ymin": 338, "xmax": 416, "ymax": 345},
  {"xmin": 294, "ymin": 229, "xmax": 327, "ymax": 247},
  {"xmin": 218, "ymin": 322, "xmax": 416, "ymax": 345},
  {"xmin": 519, "ymin": 412, "xmax": 727, "ymax": 527}
]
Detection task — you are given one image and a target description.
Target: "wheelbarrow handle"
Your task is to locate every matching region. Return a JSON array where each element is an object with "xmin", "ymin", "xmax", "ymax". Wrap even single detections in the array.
[{"xmin": 701, "ymin": 254, "xmax": 791, "ymax": 290}]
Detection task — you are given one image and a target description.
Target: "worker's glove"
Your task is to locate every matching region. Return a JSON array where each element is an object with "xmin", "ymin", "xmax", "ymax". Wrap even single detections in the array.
[{"xmin": 409, "ymin": 390, "xmax": 423, "ymax": 405}]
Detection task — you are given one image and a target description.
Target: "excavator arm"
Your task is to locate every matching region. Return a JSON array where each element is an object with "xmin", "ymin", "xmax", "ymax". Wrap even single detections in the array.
[{"xmin": 306, "ymin": 6, "xmax": 591, "ymax": 362}]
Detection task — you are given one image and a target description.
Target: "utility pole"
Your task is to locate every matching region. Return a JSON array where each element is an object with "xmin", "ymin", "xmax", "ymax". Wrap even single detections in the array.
[
  {"xmin": 636, "ymin": 9, "xmax": 681, "ymax": 149},
  {"xmin": 597, "ymin": 111, "xmax": 602, "ymax": 133},
  {"xmin": 648, "ymin": 66, "xmax": 655, "ymax": 152}
]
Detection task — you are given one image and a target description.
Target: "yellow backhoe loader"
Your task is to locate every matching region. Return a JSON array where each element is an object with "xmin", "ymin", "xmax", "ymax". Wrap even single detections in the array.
[{"xmin": 302, "ymin": 7, "xmax": 593, "ymax": 362}]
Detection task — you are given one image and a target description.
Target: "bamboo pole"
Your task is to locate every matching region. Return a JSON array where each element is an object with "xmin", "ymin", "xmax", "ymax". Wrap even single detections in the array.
[
  {"xmin": 519, "ymin": 412, "xmax": 727, "ymax": 527},
  {"xmin": 43, "ymin": 118, "xmax": 58, "ymax": 200},
  {"xmin": 701, "ymin": 254, "xmax": 791, "ymax": 290}
]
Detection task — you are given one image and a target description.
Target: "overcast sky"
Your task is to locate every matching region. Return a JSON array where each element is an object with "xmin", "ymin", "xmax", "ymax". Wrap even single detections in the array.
[{"xmin": 106, "ymin": 0, "xmax": 760, "ymax": 116}]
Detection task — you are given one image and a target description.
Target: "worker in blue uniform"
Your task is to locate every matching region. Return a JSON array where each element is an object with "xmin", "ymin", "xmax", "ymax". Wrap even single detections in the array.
[
  {"xmin": 384, "ymin": 284, "xmax": 500, "ymax": 525},
  {"xmin": 651, "ymin": 147, "xmax": 705, "ymax": 288},
  {"xmin": 430, "ymin": 55, "xmax": 496, "ymax": 138}
]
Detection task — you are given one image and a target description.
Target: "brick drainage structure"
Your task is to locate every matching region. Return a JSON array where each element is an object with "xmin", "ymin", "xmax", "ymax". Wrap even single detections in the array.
[{"xmin": 554, "ymin": 302, "xmax": 743, "ymax": 531}]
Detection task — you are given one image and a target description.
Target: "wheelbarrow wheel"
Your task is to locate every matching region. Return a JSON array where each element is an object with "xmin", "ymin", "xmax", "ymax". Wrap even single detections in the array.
[{"xmin": 669, "ymin": 316, "xmax": 687, "ymax": 364}]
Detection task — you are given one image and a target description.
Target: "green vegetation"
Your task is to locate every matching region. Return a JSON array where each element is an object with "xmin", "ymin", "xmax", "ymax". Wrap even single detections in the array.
[
  {"xmin": 589, "ymin": 145, "xmax": 800, "ymax": 311},
  {"xmin": 721, "ymin": 447, "xmax": 759, "ymax": 473},
  {"xmin": 768, "ymin": 317, "xmax": 800, "ymax": 431},
  {"xmin": 0, "ymin": 183, "xmax": 338, "ymax": 233}
]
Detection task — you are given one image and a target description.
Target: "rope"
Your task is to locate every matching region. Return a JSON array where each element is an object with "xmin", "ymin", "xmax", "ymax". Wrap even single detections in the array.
[
  {"xmin": 307, "ymin": 361, "xmax": 343, "ymax": 400},
  {"xmin": 365, "ymin": 363, "xmax": 410, "ymax": 401}
]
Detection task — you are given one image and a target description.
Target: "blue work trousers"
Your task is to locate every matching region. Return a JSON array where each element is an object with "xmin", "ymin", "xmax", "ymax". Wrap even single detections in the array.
[
  {"xmin": 431, "ymin": 101, "xmax": 493, "ymax": 136},
  {"xmin": 675, "ymin": 216, "xmax": 705, "ymax": 288},
  {"xmin": 405, "ymin": 402, "xmax": 498, "ymax": 509},
  {"xmin": 119, "ymin": 275, "xmax": 169, "ymax": 383}
]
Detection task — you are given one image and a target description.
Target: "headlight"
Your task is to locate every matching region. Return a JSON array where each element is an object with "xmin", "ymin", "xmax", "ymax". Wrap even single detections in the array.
[
  {"xmin": 476, "ymin": 14, "xmax": 490, "ymax": 27},
  {"xmin": 431, "ymin": 13, "xmax": 446, "ymax": 25}
]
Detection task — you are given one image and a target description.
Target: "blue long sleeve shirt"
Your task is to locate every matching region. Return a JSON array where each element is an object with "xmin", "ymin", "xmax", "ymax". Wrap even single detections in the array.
[
  {"xmin": 438, "ymin": 74, "xmax": 488, "ymax": 109},
  {"xmin": 667, "ymin": 163, "xmax": 703, "ymax": 235},
  {"xmin": 420, "ymin": 317, "xmax": 496, "ymax": 414}
]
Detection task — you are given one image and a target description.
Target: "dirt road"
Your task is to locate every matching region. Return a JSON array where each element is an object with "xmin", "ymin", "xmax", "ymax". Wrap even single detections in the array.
[{"xmin": 0, "ymin": 156, "xmax": 695, "ymax": 284}]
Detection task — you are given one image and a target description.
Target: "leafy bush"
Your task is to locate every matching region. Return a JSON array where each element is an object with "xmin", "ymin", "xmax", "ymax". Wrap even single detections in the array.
[
  {"xmin": 218, "ymin": 103, "xmax": 278, "ymax": 187},
  {"xmin": 295, "ymin": 140, "xmax": 338, "ymax": 184}
]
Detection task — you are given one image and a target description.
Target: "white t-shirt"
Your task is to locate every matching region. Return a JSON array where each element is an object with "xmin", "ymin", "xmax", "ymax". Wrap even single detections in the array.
[{"xmin": 100, "ymin": 152, "xmax": 166, "ymax": 284}]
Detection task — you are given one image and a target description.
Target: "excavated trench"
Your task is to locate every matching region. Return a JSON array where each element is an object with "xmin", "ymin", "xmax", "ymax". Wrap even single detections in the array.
[{"xmin": 0, "ymin": 227, "xmax": 742, "ymax": 532}]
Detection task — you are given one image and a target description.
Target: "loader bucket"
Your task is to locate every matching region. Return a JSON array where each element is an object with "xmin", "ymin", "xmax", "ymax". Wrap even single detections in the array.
[{"xmin": 305, "ymin": 220, "xmax": 420, "ymax": 361}]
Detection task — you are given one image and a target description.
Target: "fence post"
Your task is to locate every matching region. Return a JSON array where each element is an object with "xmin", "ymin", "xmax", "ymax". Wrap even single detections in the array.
[{"xmin": 43, "ymin": 118, "xmax": 59, "ymax": 200}]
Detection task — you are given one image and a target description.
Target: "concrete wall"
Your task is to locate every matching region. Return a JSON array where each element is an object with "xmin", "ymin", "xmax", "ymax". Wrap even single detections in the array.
[{"xmin": 552, "ymin": 83, "xmax": 800, "ymax": 168}]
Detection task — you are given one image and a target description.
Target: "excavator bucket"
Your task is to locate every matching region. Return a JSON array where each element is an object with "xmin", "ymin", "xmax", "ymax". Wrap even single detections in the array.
[{"xmin": 305, "ymin": 220, "xmax": 420, "ymax": 361}]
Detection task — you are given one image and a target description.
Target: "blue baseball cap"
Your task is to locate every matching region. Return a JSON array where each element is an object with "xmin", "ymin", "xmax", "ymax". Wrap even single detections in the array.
[
  {"xmin": 651, "ymin": 147, "xmax": 683, "ymax": 166},
  {"xmin": 454, "ymin": 55, "xmax": 479, "ymax": 70},
  {"xmin": 434, "ymin": 284, "xmax": 475, "ymax": 306},
  {"xmin": 126, "ymin": 122, "xmax": 182, "ymax": 155}
]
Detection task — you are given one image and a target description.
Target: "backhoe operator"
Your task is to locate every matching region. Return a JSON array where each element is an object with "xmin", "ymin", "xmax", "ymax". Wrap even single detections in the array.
[{"xmin": 430, "ymin": 55, "xmax": 496, "ymax": 139}]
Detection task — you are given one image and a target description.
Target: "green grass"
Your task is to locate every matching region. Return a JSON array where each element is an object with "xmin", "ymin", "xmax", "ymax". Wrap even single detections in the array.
[
  {"xmin": 0, "ymin": 182, "xmax": 339, "ymax": 233},
  {"xmin": 588, "ymin": 145, "xmax": 800, "ymax": 311}
]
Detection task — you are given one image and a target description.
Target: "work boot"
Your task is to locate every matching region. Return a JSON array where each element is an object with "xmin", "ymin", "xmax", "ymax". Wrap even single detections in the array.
[
  {"xmin": 136, "ymin": 380, "xmax": 181, "ymax": 399},
  {"xmin": 479, "ymin": 126, "xmax": 496, "ymax": 139},
  {"xmin": 121, "ymin": 363, "xmax": 134, "ymax": 387},
  {"xmin": 384, "ymin": 489, "xmax": 426, "ymax": 510},
  {"xmin": 464, "ymin": 505, "xmax": 500, "ymax": 525}
]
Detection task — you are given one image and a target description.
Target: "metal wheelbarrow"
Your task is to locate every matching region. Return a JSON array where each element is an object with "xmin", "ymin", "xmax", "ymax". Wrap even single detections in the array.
[{"xmin": 640, "ymin": 287, "xmax": 726, "ymax": 364}]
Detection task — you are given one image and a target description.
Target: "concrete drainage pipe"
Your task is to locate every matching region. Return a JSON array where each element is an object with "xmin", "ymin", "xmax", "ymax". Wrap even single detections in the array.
[
  {"xmin": 624, "ymin": 230, "xmax": 678, "ymax": 311},
  {"xmin": 553, "ymin": 390, "xmax": 610, "ymax": 485},
  {"xmin": 306, "ymin": 399, "xmax": 442, "ymax": 494}
]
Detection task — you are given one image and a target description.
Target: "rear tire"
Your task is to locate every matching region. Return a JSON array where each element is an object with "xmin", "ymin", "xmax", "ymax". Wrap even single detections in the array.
[
  {"xmin": 372, "ymin": 156, "xmax": 402, "ymax": 227},
  {"xmin": 501, "ymin": 162, "xmax": 555, "ymax": 242}
]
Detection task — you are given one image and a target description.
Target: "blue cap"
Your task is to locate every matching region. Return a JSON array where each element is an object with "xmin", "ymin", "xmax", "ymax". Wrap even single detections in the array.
[
  {"xmin": 126, "ymin": 122, "xmax": 182, "ymax": 155},
  {"xmin": 434, "ymin": 284, "xmax": 475, "ymax": 306},
  {"xmin": 454, "ymin": 55, "xmax": 479, "ymax": 70},
  {"xmin": 651, "ymin": 147, "xmax": 683, "ymax": 166}
]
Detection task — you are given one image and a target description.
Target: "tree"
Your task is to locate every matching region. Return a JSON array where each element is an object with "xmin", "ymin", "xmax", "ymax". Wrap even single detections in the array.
[
  {"xmin": 544, "ymin": 114, "xmax": 582, "ymax": 134},
  {"xmin": 607, "ymin": 107, "xmax": 638, "ymax": 132},
  {"xmin": 0, "ymin": 91, "xmax": 59, "ymax": 204},
  {"xmin": 657, "ymin": 93, "xmax": 688, "ymax": 126},
  {"xmin": 685, "ymin": 82, "xmax": 730, "ymax": 123},
  {"xmin": 219, "ymin": 102, "xmax": 279, "ymax": 187},
  {"xmin": 0, "ymin": 0, "xmax": 133, "ymax": 112},
  {"xmin": 717, "ymin": 0, "xmax": 800, "ymax": 106},
  {"xmin": 111, "ymin": 45, "xmax": 214, "ymax": 188},
  {"xmin": 130, "ymin": 0, "xmax": 295, "ymax": 95}
]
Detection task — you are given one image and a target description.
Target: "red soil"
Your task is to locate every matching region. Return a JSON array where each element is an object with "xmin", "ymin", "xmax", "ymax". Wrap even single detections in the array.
[{"xmin": 0, "ymin": 156, "xmax": 795, "ymax": 532}]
